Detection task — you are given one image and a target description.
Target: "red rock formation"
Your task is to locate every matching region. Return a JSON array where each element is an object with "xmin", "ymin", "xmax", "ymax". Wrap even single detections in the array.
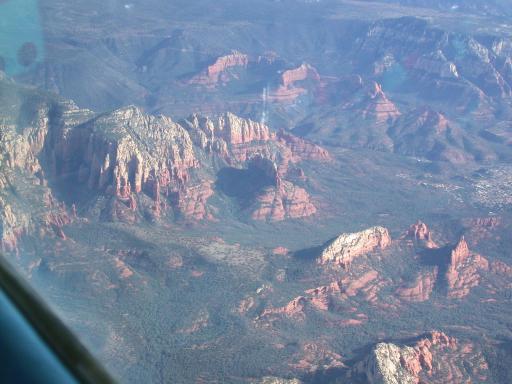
[
  {"xmin": 282, "ymin": 64, "xmax": 321, "ymax": 88},
  {"xmin": 269, "ymin": 64, "xmax": 321, "ymax": 102},
  {"xmin": 319, "ymin": 227, "xmax": 391, "ymax": 267},
  {"xmin": 341, "ymin": 270, "xmax": 382, "ymax": 302},
  {"xmin": 446, "ymin": 237, "xmax": 489, "ymax": 299},
  {"xmin": 450, "ymin": 236, "xmax": 470, "ymax": 268},
  {"xmin": 52, "ymin": 106, "xmax": 197, "ymax": 199},
  {"xmin": 217, "ymin": 112, "xmax": 271, "ymax": 145},
  {"xmin": 259, "ymin": 281, "xmax": 343, "ymax": 320},
  {"xmin": 309, "ymin": 294, "xmax": 330, "ymax": 311},
  {"xmin": 361, "ymin": 82, "xmax": 401, "ymax": 125},
  {"xmin": 396, "ymin": 268, "xmax": 438, "ymax": 302},
  {"xmin": 404, "ymin": 221, "xmax": 437, "ymax": 248},
  {"xmin": 180, "ymin": 112, "xmax": 329, "ymax": 221},
  {"xmin": 48, "ymin": 106, "xmax": 224, "ymax": 222},
  {"xmin": 446, "ymin": 252, "xmax": 489, "ymax": 299},
  {"xmin": 276, "ymin": 131, "xmax": 331, "ymax": 162},
  {"xmin": 259, "ymin": 296, "xmax": 307, "ymax": 319},
  {"xmin": 258, "ymin": 271, "xmax": 383, "ymax": 323},
  {"xmin": 339, "ymin": 317, "xmax": 367, "ymax": 326},
  {"xmin": 290, "ymin": 342, "xmax": 345, "ymax": 373},
  {"xmin": 189, "ymin": 51, "xmax": 249, "ymax": 87},
  {"xmin": 183, "ymin": 112, "xmax": 271, "ymax": 149},
  {"xmin": 412, "ymin": 331, "xmax": 457, "ymax": 375},
  {"xmin": 305, "ymin": 281, "xmax": 342, "ymax": 297},
  {"xmin": 304, "ymin": 281, "xmax": 342, "ymax": 311},
  {"xmin": 45, "ymin": 210, "xmax": 72, "ymax": 240},
  {"xmin": 0, "ymin": 197, "xmax": 29, "ymax": 253},
  {"xmin": 251, "ymin": 181, "xmax": 316, "ymax": 221},
  {"xmin": 283, "ymin": 296, "xmax": 308, "ymax": 315},
  {"xmin": 353, "ymin": 331, "xmax": 459, "ymax": 384},
  {"xmin": 409, "ymin": 332, "xmax": 488, "ymax": 383},
  {"xmin": 272, "ymin": 247, "xmax": 289, "ymax": 256},
  {"xmin": 413, "ymin": 108, "xmax": 450, "ymax": 134},
  {"xmin": 176, "ymin": 181, "xmax": 214, "ymax": 221}
]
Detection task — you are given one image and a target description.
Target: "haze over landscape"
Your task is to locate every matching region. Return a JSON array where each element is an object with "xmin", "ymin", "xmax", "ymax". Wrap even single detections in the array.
[{"xmin": 1, "ymin": 0, "xmax": 512, "ymax": 383}]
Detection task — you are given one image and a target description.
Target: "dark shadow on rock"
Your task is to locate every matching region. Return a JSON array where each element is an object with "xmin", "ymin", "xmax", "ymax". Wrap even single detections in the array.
[
  {"xmin": 215, "ymin": 166, "xmax": 275, "ymax": 201},
  {"xmin": 419, "ymin": 245, "xmax": 452, "ymax": 294},
  {"xmin": 293, "ymin": 244, "xmax": 325, "ymax": 262},
  {"xmin": 293, "ymin": 234, "xmax": 340, "ymax": 262}
]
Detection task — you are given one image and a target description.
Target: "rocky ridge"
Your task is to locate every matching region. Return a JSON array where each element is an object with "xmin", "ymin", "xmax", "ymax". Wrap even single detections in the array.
[
  {"xmin": 269, "ymin": 63, "xmax": 321, "ymax": 102},
  {"xmin": 403, "ymin": 220, "xmax": 437, "ymax": 249},
  {"xmin": 351, "ymin": 331, "xmax": 488, "ymax": 384},
  {"xmin": 256, "ymin": 219, "xmax": 510, "ymax": 329},
  {"xmin": 189, "ymin": 51, "xmax": 249, "ymax": 87},
  {"xmin": 445, "ymin": 236, "xmax": 489, "ymax": 299},
  {"xmin": 318, "ymin": 226, "xmax": 391, "ymax": 267},
  {"xmin": 0, "ymin": 79, "xmax": 330, "ymax": 251}
]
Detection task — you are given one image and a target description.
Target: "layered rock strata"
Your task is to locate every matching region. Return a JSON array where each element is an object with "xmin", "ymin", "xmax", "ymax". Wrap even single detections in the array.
[{"xmin": 318, "ymin": 227, "xmax": 391, "ymax": 267}]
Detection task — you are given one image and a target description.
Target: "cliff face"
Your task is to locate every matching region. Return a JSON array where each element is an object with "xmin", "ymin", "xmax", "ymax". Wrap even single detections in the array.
[
  {"xmin": 445, "ymin": 237, "xmax": 489, "ymax": 299},
  {"xmin": 269, "ymin": 63, "xmax": 321, "ymax": 102},
  {"xmin": 353, "ymin": 330, "xmax": 488, "ymax": 384},
  {"xmin": 65, "ymin": 108, "xmax": 327, "ymax": 222},
  {"xmin": 396, "ymin": 268, "xmax": 438, "ymax": 302},
  {"xmin": 181, "ymin": 112, "xmax": 328, "ymax": 221},
  {"xmin": 403, "ymin": 220, "xmax": 437, "ymax": 249},
  {"xmin": 47, "ymin": 106, "xmax": 327, "ymax": 222},
  {"xmin": 184, "ymin": 112, "xmax": 271, "ymax": 148},
  {"xmin": 355, "ymin": 331, "xmax": 458, "ymax": 384},
  {"xmin": 50, "ymin": 106, "xmax": 197, "ymax": 198},
  {"xmin": 189, "ymin": 51, "xmax": 249, "ymax": 87},
  {"xmin": 250, "ymin": 181, "xmax": 316, "ymax": 221},
  {"xmin": 319, "ymin": 226, "xmax": 391, "ymax": 267},
  {"xmin": 361, "ymin": 82, "xmax": 401, "ymax": 125},
  {"xmin": 0, "ymin": 79, "xmax": 328, "ymax": 251},
  {"xmin": 360, "ymin": 17, "xmax": 512, "ymax": 106},
  {"xmin": 362, "ymin": 342, "xmax": 420, "ymax": 384},
  {"xmin": 0, "ymin": 89, "xmax": 86, "ymax": 251}
]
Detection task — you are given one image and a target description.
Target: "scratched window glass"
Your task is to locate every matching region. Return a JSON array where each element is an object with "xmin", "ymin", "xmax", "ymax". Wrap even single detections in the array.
[{"xmin": 1, "ymin": 1, "xmax": 512, "ymax": 383}]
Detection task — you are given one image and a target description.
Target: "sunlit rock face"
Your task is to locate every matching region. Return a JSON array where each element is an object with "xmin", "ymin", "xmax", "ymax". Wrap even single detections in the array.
[
  {"xmin": 445, "ymin": 236, "xmax": 489, "ymax": 299},
  {"xmin": 268, "ymin": 63, "xmax": 321, "ymax": 102},
  {"xmin": 403, "ymin": 220, "xmax": 437, "ymax": 249},
  {"xmin": 189, "ymin": 51, "xmax": 249, "ymax": 87},
  {"xmin": 0, "ymin": 76, "xmax": 329, "ymax": 233},
  {"xmin": 354, "ymin": 331, "xmax": 470, "ymax": 384},
  {"xmin": 318, "ymin": 226, "xmax": 391, "ymax": 267},
  {"xmin": 49, "ymin": 106, "xmax": 196, "ymax": 197}
]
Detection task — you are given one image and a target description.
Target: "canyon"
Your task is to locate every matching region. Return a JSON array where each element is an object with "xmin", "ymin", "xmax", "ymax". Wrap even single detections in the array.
[{"xmin": 2, "ymin": 1, "xmax": 512, "ymax": 383}]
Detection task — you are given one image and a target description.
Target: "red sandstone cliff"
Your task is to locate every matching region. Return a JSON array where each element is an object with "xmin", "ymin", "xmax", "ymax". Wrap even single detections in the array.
[
  {"xmin": 360, "ymin": 82, "xmax": 401, "ymax": 125},
  {"xmin": 189, "ymin": 51, "xmax": 249, "ymax": 87},
  {"xmin": 445, "ymin": 237, "xmax": 489, "ymax": 299},
  {"xmin": 318, "ymin": 227, "xmax": 391, "ymax": 267},
  {"xmin": 403, "ymin": 221, "xmax": 437, "ymax": 248},
  {"xmin": 269, "ymin": 63, "xmax": 321, "ymax": 102},
  {"xmin": 352, "ymin": 331, "xmax": 487, "ymax": 384},
  {"xmin": 396, "ymin": 268, "xmax": 438, "ymax": 302}
]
